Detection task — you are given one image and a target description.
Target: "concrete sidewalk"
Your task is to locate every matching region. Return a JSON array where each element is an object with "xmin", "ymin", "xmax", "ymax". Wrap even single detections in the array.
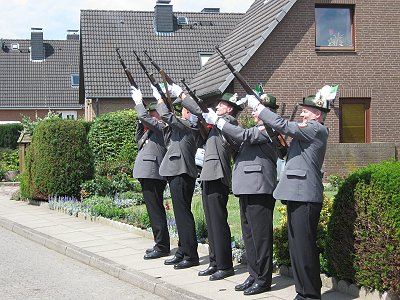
[{"xmin": 0, "ymin": 185, "xmax": 358, "ymax": 300}]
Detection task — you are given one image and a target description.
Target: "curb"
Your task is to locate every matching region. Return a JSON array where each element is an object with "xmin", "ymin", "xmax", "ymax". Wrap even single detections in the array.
[{"xmin": 0, "ymin": 216, "xmax": 210, "ymax": 300}]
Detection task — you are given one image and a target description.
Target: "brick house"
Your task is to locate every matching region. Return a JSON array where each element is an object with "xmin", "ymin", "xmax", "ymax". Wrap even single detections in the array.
[
  {"xmin": 190, "ymin": 0, "xmax": 399, "ymax": 178},
  {"xmin": 79, "ymin": 1, "xmax": 244, "ymax": 119},
  {"xmin": 0, "ymin": 28, "xmax": 83, "ymax": 121}
]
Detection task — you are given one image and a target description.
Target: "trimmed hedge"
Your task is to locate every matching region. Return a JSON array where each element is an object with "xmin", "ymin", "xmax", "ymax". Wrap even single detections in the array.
[
  {"xmin": 21, "ymin": 119, "xmax": 93, "ymax": 199},
  {"xmin": 87, "ymin": 109, "xmax": 138, "ymax": 176},
  {"xmin": 326, "ymin": 160, "xmax": 400, "ymax": 295},
  {"xmin": 0, "ymin": 123, "xmax": 23, "ymax": 149}
]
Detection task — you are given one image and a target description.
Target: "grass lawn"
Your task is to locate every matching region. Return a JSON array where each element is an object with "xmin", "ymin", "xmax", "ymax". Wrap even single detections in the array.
[{"xmin": 189, "ymin": 194, "xmax": 284, "ymax": 243}]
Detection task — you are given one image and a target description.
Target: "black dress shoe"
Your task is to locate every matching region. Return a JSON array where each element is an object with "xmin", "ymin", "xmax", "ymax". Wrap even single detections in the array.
[
  {"xmin": 143, "ymin": 250, "xmax": 170, "ymax": 260},
  {"xmin": 164, "ymin": 255, "xmax": 183, "ymax": 265},
  {"xmin": 209, "ymin": 268, "xmax": 234, "ymax": 281},
  {"xmin": 243, "ymin": 283, "xmax": 271, "ymax": 296},
  {"xmin": 145, "ymin": 247, "xmax": 154, "ymax": 254},
  {"xmin": 198, "ymin": 265, "xmax": 217, "ymax": 276},
  {"xmin": 173, "ymin": 259, "xmax": 200, "ymax": 269},
  {"xmin": 235, "ymin": 277, "xmax": 255, "ymax": 291}
]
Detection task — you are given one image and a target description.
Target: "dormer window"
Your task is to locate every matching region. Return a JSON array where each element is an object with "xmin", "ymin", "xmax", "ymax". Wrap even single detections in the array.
[
  {"xmin": 199, "ymin": 52, "xmax": 213, "ymax": 67},
  {"xmin": 71, "ymin": 74, "xmax": 79, "ymax": 88}
]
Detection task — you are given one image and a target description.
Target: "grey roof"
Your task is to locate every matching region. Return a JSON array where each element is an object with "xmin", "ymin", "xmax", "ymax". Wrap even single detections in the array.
[
  {"xmin": 0, "ymin": 39, "xmax": 81, "ymax": 108},
  {"xmin": 80, "ymin": 10, "xmax": 244, "ymax": 99},
  {"xmin": 191, "ymin": 0, "xmax": 298, "ymax": 97}
]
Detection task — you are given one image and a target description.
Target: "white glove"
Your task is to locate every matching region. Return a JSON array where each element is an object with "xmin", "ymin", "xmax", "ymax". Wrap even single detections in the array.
[
  {"xmin": 168, "ymin": 83, "xmax": 183, "ymax": 98},
  {"xmin": 130, "ymin": 86, "xmax": 143, "ymax": 105},
  {"xmin": 236, "ymin": 97, "xmax": 247, "ymax": 106},
  {"xmin": 151, "ymin": 85, "xmax": 161, "ymax": 100},
  {"xmin": 202, "ymin": 108, "xmax": 218, "ymax": 125},
  {"xmin": 246, "ymin": 94, "xmax": 261, "ymax": 110}
]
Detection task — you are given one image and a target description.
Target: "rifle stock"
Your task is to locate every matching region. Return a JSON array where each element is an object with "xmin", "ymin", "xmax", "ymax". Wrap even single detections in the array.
[
  {"xmin": 215, "ymin": 46, "xmax": 288, "ymax": 159},
  {"xmin": 116, "ymin": 48, "xmax": 138, "ymax": 88}
]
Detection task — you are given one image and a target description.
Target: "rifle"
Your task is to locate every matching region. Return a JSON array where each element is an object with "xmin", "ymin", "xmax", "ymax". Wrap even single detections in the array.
[
  {"xmin": 116, "ymin": 48, "xmax": 138, "ymax": 88},
  {"xmin": 285, "ymin": 103, "xmax": 299, "ymax": 142},
  {"xmin": 215, "ymin": 46, "xmax": 288, "ymax": 159},
  {"xmin": 132, "ymin": 50, "xmax": 174, "ymax": 113},
  {"xmin": 182, "ymin": 78, "xmax": 240, "ymax": 156}
]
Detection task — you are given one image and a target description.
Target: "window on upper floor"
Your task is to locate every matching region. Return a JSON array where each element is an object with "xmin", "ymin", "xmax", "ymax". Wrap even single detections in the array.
[
  {"xmin": 340, "ymin": 98, "xmax": 370, "ymax": 143},
  {"xmin": 199, "ymin": 52, "xmax": 213, "ymax": 67},
  {"xmin": 71, "ymin": 74, "xmax": 79, "ymax": 88},
  {"xmin": 315, "ymin": 5, "xmax": 355, "ymax": 51}
]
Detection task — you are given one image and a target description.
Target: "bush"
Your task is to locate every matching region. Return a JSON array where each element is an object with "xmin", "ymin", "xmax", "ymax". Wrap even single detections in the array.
[
  {"xmin": 0, "ymin": 123, "xmax": 23, "ymax": 149},
  {"xmin": 273, "ymin": 194, "xmax": 333, "ymax": 271},
  {"xmin": 326, "ymin": 160, "xmax": 400, "ymax": 295},
  {"xmin": 0, "ymin": 149, "xmax": 19, "ymax": 180},
  {"xmin": 22, "ymin": 119, "xmax": 93, "ymax": 199},
  {"xmin": 87, "ymin": 110, "xmax": 138, "ymax": 176},
  {"xmin": 80, "ymin": 174, "xmax": 140, "ymax": 198}
]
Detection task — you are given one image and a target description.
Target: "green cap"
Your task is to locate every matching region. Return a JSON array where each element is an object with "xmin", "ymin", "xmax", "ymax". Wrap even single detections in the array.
[
  {"xmin": 260, "ymin": 94, "xmax": 279, "ymax": 110},
  {"xmin": 219, "ymin": 93, "xmax": 243, "ymax": 111},
  {"xmin": 300, "ymin": 95, "xmax": 331, "ymax": 112},
  {"xmin": 146, "ymin": 102, "xmax": 157, "ymax": 111}
]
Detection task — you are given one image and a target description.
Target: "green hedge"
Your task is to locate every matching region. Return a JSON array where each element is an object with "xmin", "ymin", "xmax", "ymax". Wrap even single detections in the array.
[
  {"xmin": 87, "ymin": 109, "xmax": 138, "ymax": 176},
  {"xmin": 0, "ymin": 123, "xmax": 23, "ymax": 149},
  {"xmin": 326, "ymin": 160, "xmax": 400, "ymax": 295},
  {"xmin": 21, "ymin": 119, "xmax": 93, "ymax": 199}
]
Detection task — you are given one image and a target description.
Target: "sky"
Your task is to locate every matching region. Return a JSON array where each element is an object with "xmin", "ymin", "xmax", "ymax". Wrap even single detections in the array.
[{"xmin": 0, "ymin": 0, "xmax": 253, "ymax": 40}]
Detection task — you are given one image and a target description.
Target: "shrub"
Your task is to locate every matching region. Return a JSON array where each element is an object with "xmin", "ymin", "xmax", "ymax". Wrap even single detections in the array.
[
  {"xmin": 80, "ymin": 174, "xmax": 140, "ymax": 198},
  {"xmin": 0, "ymin": 149, "xmax": 19, "ymax": 180},
  {"xmin": 273, "ymin": 194, "xmax": 333, "ymax": 271},
  {"xmin": 87, "ymin": 110, "xmax": 138, "ymax": 176},
  {"xmin": 0, "ymin": 123, "xmax": 23, "ymax": 149},
  {"xmin": 191, "ymin": 197, "xmax": 208, "ymax": 243},
  {"xmin": 22, "ymin": 119, "xmax": 93, "ymax": 199},
  {"xmin": 326, "ymin": 161, "xmax": 400, "ymax": 295}
]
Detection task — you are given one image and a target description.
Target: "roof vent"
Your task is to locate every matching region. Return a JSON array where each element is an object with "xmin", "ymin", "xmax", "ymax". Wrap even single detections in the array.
[
  {"xmin": 67, "ymin": 30, "xmax": 79, "ymax": 40},
  {"xmin": 31, "ymin": 27, "xmax": 44, "ymax": 61},
  {"xmin": 155, "ymin": 0, "xmax": 174, "ymax": 33},
  {"xmin": 201, "ymin": 8, "xmax": 220, "ymax": 13},
  {"xmin": 177, "ymin": 16, "xmax": 188, "ymax": 25}
]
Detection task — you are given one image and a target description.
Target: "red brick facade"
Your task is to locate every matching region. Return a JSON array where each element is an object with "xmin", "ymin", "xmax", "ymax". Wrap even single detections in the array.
[{"xmin": 235, "ymin": 0, "xmax": 399, "ymax": 177}]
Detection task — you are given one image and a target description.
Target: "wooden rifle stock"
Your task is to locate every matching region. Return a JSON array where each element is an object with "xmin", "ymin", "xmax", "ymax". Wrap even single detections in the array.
[
  {"xmin": 132, "ymin": 50, "xmax": 174, "ymax": 112},
  {"xmin": 215, "ymin": 46, "xmax": 288, "ymax": 159},
  {"xmin": 116, "ymin": 48, "xmax": 138, "ymax": 88}
]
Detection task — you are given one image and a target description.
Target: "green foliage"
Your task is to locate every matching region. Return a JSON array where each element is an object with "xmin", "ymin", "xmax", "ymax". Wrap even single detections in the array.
[
  {"xmin": 238, "ymin": 110, "xmax": 257, "ymax": 129},
  {"xmin": 80, "ymin": 174, "xmax": 140, "ymax": 198},
  {"xmin": 87, "ymin": 110, "xmax": 138, "ymax": 176},
  {"xmin": 191, "ymin": 197, "xmax": 208, "ymax": 243},
  {"xmin": 273, "ymin": 195, "xmax": 333, "ymax": 271},
  {"xmin": 126, "ymin": 205, "xmax": 151, "ymax": 229},
  {"xmin": 82, "ymin": 196, "xmax": 127, "ymax": 220},
  {"xmin": 326, "ymin": 161, "xmax": 400, "ymax": 294},
  {"xmin": 21, "ymin": 111, "xmax": 62, "ymax": 135},
  {"xmin": 0, "ymin": 149, "xmax": 19, "ymax": 180},
  {"xmin": 24, "ymin": 119, "xmax": 94, "ymax": 199},
  {"xmin": 0, "ymin": 123, "xmax": 23, "ymax": 149}
]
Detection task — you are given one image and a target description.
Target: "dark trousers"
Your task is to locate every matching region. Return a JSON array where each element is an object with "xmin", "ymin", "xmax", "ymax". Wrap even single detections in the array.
[
  {"xmin": 168, "ymin": 174, "xmax": 198, "ymax": 261},
  {"xmin": 239, "ymin": 194, "xmax": 275, "ymax": 287},
  {"xmin": 202, "ymin": 180, "xmax": 232, "ymax": 270},
  {"xmin": 287, "ymin": 201, "xmax": 322, "ymax": 300},
  {"xmin": 139, "ymin": 178, "xmax": 169, "ymax": 253}
]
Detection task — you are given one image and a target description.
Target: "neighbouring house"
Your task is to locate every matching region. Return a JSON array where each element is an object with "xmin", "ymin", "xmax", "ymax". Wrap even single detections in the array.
[
  {"xmin": 190, "ymin": 0, "xmax": 399, "ymax": 178},
  {"xmin": 79, "ymin": 0, "xmax": 244, "ymax": 119},
  {"xmin": 0, "ymin": 28, "xmax": 83, "ymax": 121}
]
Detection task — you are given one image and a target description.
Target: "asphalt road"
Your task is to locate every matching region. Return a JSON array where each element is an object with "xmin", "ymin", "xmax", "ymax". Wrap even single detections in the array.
[{"xmin": 0, "ymin": 227, "xmax": 163, "ymax": 300}]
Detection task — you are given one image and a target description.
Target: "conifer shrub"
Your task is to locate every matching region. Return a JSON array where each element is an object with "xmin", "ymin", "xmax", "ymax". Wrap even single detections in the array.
[
  {"xmin": 0, "ymin": 123, "xmax": 23, "ymax": 149},
  {"xmin": 22, "ymin": 119, "xmax": 93, "ymax": 199},
  {"xmin": 87, "ymin": 109, "xmax": 137, "ymax": 176},
  {"xmin": 326, "ymin": 160, "xmax": 400, "ymax": 295}
]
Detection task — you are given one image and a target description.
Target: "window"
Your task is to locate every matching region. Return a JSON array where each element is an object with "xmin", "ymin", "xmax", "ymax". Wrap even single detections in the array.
[
  {"xmin": 199, "ymin": 52, "xmax": 212, "ymax": 67},
  {"xmin": 315, "ymin": 5, "xmax": 354, "ymax": 50},
  {"xmin": 56, "ymin": 111, "xmax": 77, "ymax": 120},
  {"xmin": 340, "ymin": 99, "xmax": 370, "ymax": 143},
  {"xmin": 71, "ymin": 74, "xmax": 79, "ymax": 88}
]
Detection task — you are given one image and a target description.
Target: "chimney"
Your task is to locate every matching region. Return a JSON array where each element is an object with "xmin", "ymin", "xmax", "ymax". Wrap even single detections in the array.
[
  {"xmin": 66, "ymin": 29, "xmax": 80, "ymax": 40},
  {"xmin": 154, "ymin": 0, "xmax": 174, "ymax": 33},
  {"xmin": 31, "ymin": 27, "xmax": 44, "ymax": 61}
]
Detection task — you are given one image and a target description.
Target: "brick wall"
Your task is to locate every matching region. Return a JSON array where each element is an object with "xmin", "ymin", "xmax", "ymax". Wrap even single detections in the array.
[
  {"xmin": 324, "ymin": 142, "xmax": 397, "ymax": 179},
  {"xmin": 236, "ymin": 0, "xmax": 400, "ymax": 175}
]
